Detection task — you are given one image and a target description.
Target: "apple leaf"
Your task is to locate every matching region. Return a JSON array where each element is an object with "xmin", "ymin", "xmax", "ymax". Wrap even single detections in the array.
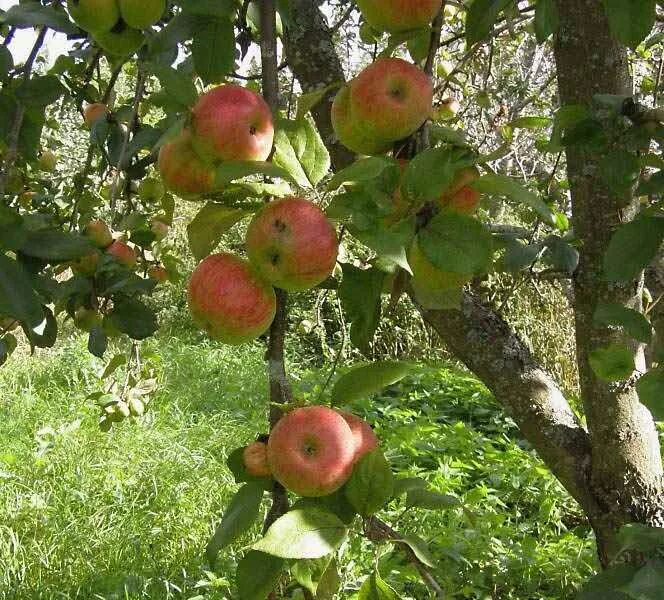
[
  {"xmin": 393, "ymin": 477, "xmax": 428, "ymax": 497},
  {"xmin": 636, "ymin": 368, "xmax": 664, "ymax": 421},
  {"xmin": 603, "ymin": 216, "xmax": 664, "ymax": 282},
  {"xmin": 418, "ymin": 211, "xmax": 493, "ymax": 275},
  {"xmin": 3, "ymin": 2, "xmax": 78, "ymax": 33},
  {"xmin": 0, "ymin": 254, "xmax": 43, "ymax": 327},
  {"xmin": 328, "ymin": 157, "xmax": 397, "ymax": 191},
  {"xmin": 534, "ymin": 0, "xmax": 559, "ymax": 43},
  {"xmin": 206, "ymin": 482, "xmax": 264, "ymax": 566},
  {"xmin": 87, "ymin": 325, "xmax": 108, "ymax": 359},
  {"xmin": 345, "ymin": 449, "xmax": 395, "ymax": 516},
  {"xmin": 397, "ymin": 534, "xmax": 437, "ymax": 568},
  {"xmin": 106, "ymin": 298, "xmax": 158, "ymax": 341},
  {"xmin": 594, "ymin": 303, "xmax": 652, "ymax": 343},
  {"xmin": 331, "ymin": 360, "xmax": 412, "ymax": 404},
  {"xmin": 313, "ymin": 557, "xmax": 342, "ymax": 600},
  {"xmin": 616, "ymin": 523, "xmax": 664, "ymax": 554},
  {"xmin": 236, "ymin": 550, "xmax": 284, "ymax": 600},
  {"xmin": 470, "ymin": 174, "xmax": 557, "ymax": 226},
  {"xmin": 406, "ymin": 488, "xmax": 460, "ymax": 510},
  {"xmin": 602, "ymin": 0, "xmax": 655, "ymax": 49},
  {"xmin": 192, "ymin": 17, "xmax": 235, "ymax": 85},
  {"xmin": 296, "ymin": 82, "xmax": 342, "ymax": 121},
  {"xmin": 358, "ymin": 571, "xmax": 399, "ymax": 600},
  {"xmin": 338, "ymin": 264, "xmax": 385, "ymax": 354},
  {"xmin": 214, "ymin": 160, "xmax": 295, "ymax": 186},
  {"xmin": 273, "ymin": 117, "xmax": 330, "ymax": 188},
  {"xmin": 20, "ymin": 230, "xmax": 96, "ymax": 262},
  {"xmin": 621, "ymin": 558, "xmax": 664, "ymax": 598},
  {"xmin": 187, "ymin": 203, "xmax": 249, "ymax": 261},
  {"xmin": 588, "ymin": 343, "xmax": 635, "ymax": 382},
  {"xmin": 577, "ymin": 564, "xmax": 639, "ymax": 600},
  {"xmin": 466, "ymin": 0, "xmax": 513, "ymax": 46},
  {"xmin": 253, "ymin": 508, "xmax": 347, "ymax": 559},
  {"xmin": 599, "ymin": 149, "xmax": 641, "ymax": 193},
  {"xmin": 292, "ymin": 556, "xmax": 334, "ymax": 596}
]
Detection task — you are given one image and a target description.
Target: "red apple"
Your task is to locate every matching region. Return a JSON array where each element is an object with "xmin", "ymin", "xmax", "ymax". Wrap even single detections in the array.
[
  {"xmin": 158, "ymin": 129, "xmax": 216, "ymax": 196},
  {"xmin": 188, "ymin": 253, "xmax": 276, "ymax": 344},
  {"xmin": 245, "ymin": 197, "xmax": 338, "ymax": 292},
  {"xmin": 147, "ymin": 265, "xmax": 168, "ymax": 282},
  {"xmin": 337, "ymin": 411, "xmax": 379, "ymax": 462},
  {"xmin": 71, "ymin": 251, "xmax": 100, "ymax": 276},
  {"xmin": 438, "ymin": 166, "xmax": 481, "ymax": 214},
  {"xmin": 243, "ymin": 441, "xmax": 271, "ymax": 478},
  {"xmin": 357, "ymin": 0, "xmax": 442, "ymax": 33},
  {"xmin": 267, "ymin": 406, "xmax": 356, "ymax": 497},
  {"xmin": 106, "ymin": 240, "xmax": 137, "ymax": 268},
  {"xmin": 190, "ymin": 84, "xmax": 274, "ymax": 162},
  {"xmin": 85, "ymin": 219, "xmax": 113, "ymax": 248},
  {"xmin": 83, "ymin": 103, "xmax": 108, "ymax": 127}
]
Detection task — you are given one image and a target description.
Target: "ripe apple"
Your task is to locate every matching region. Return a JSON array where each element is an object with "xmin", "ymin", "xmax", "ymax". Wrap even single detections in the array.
[
  {"xmin": 267, "ymin": 406, "xmax": 356, "ymax": 497},
  {"xmin": 83, "ymin": 102, "xmax": 108, "ymax": 127},
  {"xmin": 408, "ymin": 239, "xmax": 471, "ymax": 309},
  {"xmin": 190, "ymin": 85, "xmax": 274, "ymax": 162},
  {"xmin": 356, "ymin": 0, "xmax": 442, "ymax": 33},
  {"xmin": 245, "ymin": 197, "xmax": 338, "ymax": 292},
  {"xmin": 438, "ymin": 166, "xmax": 481, "ymax": 214},
  {"xmin": 38, "ymin": 150, "xmax": 57, "ymax": 172},
  {"xmin": 85, "ymin": 219, "xmax": 113, "ymax": 248},
  {"xmin": 147, "ymin": 265, "xmax": 168, "ymax": 282},
  {"xmin": 434, "ymin": 97, "xmax": 460, "ymax": 121},
  {"xmin": 67, "ymin": 0, "xmax": 120, "ymax": 33},
  {"xmin": 106, "ymin": 240, "xmax": 137, "ymax": 268},
  {"xmin": 335, "ymin": 58, "xmax": 433, "ymax": 154},
  {"xmin": 188, "ymin": 253, "xmax": 276, "ymax": 344},
  {"xmin": 331, "ymin": 84, "xmax": 393, "ymax": 156},
  {"xmin": 150, "ymin": 219, "xmax": 169, "ymax": 241},
  {"xmin": 118, "ymin": 0, "xmax": 165, "ymax": 29},
  {"xmin": 137, "ymin": 177, "xmax": 165, "ymax": 202},
  {"xmin": 243, "ymin": 441, "xmax": 271, "ymax": 478},
  {"xmin": 158, "ymin": 130, "xmax": 216, "ymax": 196},
  {"xmin": 93, "ymin": 23, "xmax": 145, "ymax": 57},
  {"xmin": 337, "ymin": 411, "xmax": 379, "ymax": 462},
  {"xmin": 71, "ymin": 251, "xmax": 100, "ymax": 276}
]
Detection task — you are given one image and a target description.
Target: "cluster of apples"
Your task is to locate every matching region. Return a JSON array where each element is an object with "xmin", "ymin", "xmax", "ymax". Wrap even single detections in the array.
[
  {"xmin": 99, "ymin": 391, "xmax": 149, "ymax": 430},
  {"xmin": 243, "ymin": 406, "xmax": 378, "ymax": 497},
  {"xmin": 67, "ymin": 0, "xmax": 164, "ymax": 56},
  {"xmin": 187, "ymin": 196, "xmax": 338, "ymax": 344},
  {"xmin": 158, "ymin": 85, "xmax": 275, "ymax": 197}
]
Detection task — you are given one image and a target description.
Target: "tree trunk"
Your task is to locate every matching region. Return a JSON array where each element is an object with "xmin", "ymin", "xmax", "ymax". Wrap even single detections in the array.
[{"xmin": 552, "ymin": 0, "xmax": 664, "ymax": 565}]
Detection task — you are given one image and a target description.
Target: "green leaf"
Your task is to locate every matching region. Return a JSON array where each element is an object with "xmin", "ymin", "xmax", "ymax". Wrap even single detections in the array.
[
  {"xmin": 192, "ymin": 17, "xmax": 235, "ymax": 84},
  {"xmin": 0, "ymin": 46, "xmax": 13, "ymax": 83},
  {"xmin": 506, "ymin": 116, "xmax": 551, "ymax": 129},
  {"xmin": 26, "ymin": 305, "xmax": 57, "ymax": 349},
  {"xmin": 620, "ymin": 558, "xmax": 664, "ymax": 599},
  {"xmin": 273, "ymin": 117, "xmax": 330, "ymax": 188},
  {"xmin": 338, "ymin": 265, "xmax": 385, "ymax": 354},
  {"xmin": 393, "ymin": 477, "xmax": 428, "ymax": 497},
  {"xmin": 407, "ymin": 29, "xmax": 431, "ymax": 62},
  {"xmin": 328, "ymin": 157, "xmax": 397, "ymax": 191},
  {"xmin": 151, "ymin": 64, "xmax": 198, "ymax": 108},
  {"xmin": 594, "ymin": 303, "xmax": 652, "ymax": 343},
  {"xmin": 602, "ymin": 0, "xmax": 655, "ymax": 49},
  {"xmin": 206, "ymin": 483, "xmax": 264, "ymax": 566},
  {"xmin": 542, "ymin": 235, "xmax": 579, "ymax": 273},
  {"xmin": 534, "ymin": 0, "xmax": 559, "ymax": 42},
  {"xmin": 253, "ymin": 508, "xmax": 347, "ymax": 559},
  {"xmin": 599, "ymin": 149, "xmax": 641, "ymax": 193},
  {"xmin": 345, "ymin": 449, "xmax": 394, "ymax": 516},
  {"xmin": 588, "ymin": 343, "xmax": 635, "ymax": 382},
  {"xmin": 3, "ymin": 3, "xmax": 78, "ymax": 33},
  {"xmin": 0, "ymin": 206, "xmax": 27, "ymax": 251},
  {"xmin": 358, "ymin": 571, "xmax": 399, "ymax": 600},
  {"xmin": 331, "ymin": 361, "xmax": 412, "ymax": 404},
  {"xmin": 215, "ymin": 161, "xmax": 294, "ymax": 187},
  {"xmin": 148, "ymin": 12, "xmax": 195, "ymax": 55},
  {"xmin": 603, "ymin": 216, "xmax": 664, "ymax": 282},
  {"xmin": 617, "ymin": 523, "xmax": 664, "ymax": 554},
  {"xmin": 0, "ymin": 254, "xmax": 43, "ymax": 327},
  {"xmin": 292, "ymin": 556, "xmax": 333, "ymax": 596},
  {"xmin": 101, "ymin": 354, "xmax": 127, "ymax": 379},
  {"xmin": 466, "ymin": 0, "xmax": 513, "ymax": 46},
  {"xmin": 313, "ymin": 557, "xmax": 341, "ymax": 600},
  {"xmin": 406, "ymin": 488, "xmax": 460, "ymax": 510},
  {"xmin": 88, "ymin": 325, "xmax": 108, "ymax": 359},
  {"xmin": 398, "ymin": 534, "xmax": 437, "ymax": 568},
  {"xmin": 470, "ymin": 174, "xmax": 557, "ymax": 226},
  {"xmin": 637, "ymin": 170, "xmax": 664, "ymax": 196},
  {"xmin": 236, "ymin": 550, "xmax": 284, "ymax": 600},
  {"xmin": 578, "ymin": 564, "xmax": 638, "ymax": 600},
  {"xmin": 20, "ymin": 230, "xmax": 95, "ymax": 262},
  {"xmin": 180, "ymin": 0, "xmax": 238, "ymax": 18},
  {"xmin": 187, "ymin": 204, "xmax": 248, "ymax": 261},
  {"xmin": 637, "ymin": 368, "xmax": 664, "ymax": 421},
  {"xmin": 107, "ymin": 298, "xmax": 158, "ymax": 340},
  {"xmin": 16, "ymin": 75, "xmax": 66, "ymax": 108},
  {"xmin": 296, "ymin": 83, "xmax": 342, "ymax": 121},
  {"xmin": 418, "ymin": 211, "xmax": 493, "ymax": 275}
]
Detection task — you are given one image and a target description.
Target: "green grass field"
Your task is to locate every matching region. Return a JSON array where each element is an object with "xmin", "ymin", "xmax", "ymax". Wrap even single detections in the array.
[{"xmin": 0, "ymin": 331, "xmax": 596, "ymax": 599}]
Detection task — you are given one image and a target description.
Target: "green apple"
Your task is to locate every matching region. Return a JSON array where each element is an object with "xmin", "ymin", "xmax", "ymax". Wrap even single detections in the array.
[
  {"xmin": 93, "ymin": 23, "xmax": 145, "ymax": 57},
  {"xmin": 118, "ymin": 0, "xmax": 165, "ymax": 29},
  {"xmin": 67, "ymin": 0, "xmax": 120, "ymax": 33}
]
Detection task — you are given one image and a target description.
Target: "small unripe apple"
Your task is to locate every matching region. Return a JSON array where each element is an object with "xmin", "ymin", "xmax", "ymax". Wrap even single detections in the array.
[
  {"xmin": 116, "ymin": 401, "xmax": 131, "ymax": 419},
  {"xmin": 356, "ymin": 0, "xmax": 442, "ymax": 33},
  {"xmin": 147, "ymin": 265, "xmax": 168, "ymax": 282},
  {"xmin": 267, "ymin": 406, "xmax": 356, "ymax": 497},
  {"xmin": 337, "ymin": 411, "xmax": 379, "ymax": 463},
  {"xmin": 118, "ymin": 0, "xmax": 165, "ymax": 29},
  {"xmin": 243, "ymin": 441, "xmax": 271, "ymax": 478},
  {"xmin": 85, "ymin": 219, "xmax": 113, "ymax": 248},
  {"xmin": 74, "ymin": 307, "xmax": 102, "ymax": 332},
  {"xmin": 150, "ymin": 219, "xmax": 168, "ymax": 241},
  {"xmin": 71, "ymin": 251, "xmax": 100, "ymax": 276},
  {"xmin": 137, "ymin": 177, "xmax": 165, "ymax": 202},
  {"xmin": 438, "ymin": 166, "xmax": 481, "ymax": 214},
  {"xmin": 38, "ymin": 150, "xmax": 57, "ymax": 172},
  {"xmin": 93, "ymin": 22, "xmax": 145, "ymax": 57},
  {"xmin": 190, "ymin": 84, "xmax": 274, "ymax": 163},
  {"xmin": 188, "ymin": 253, "xmax": 276, "ymax": 345},
  {"xmin": 128, "ymin": 397, "xmax": 145, "ymax": 416},
  {"xmin": 67, "ymin": 0, "xmax": 120, "ymax": 33},
  {"xmin": 158, "ymin": 129, "xmax": 216, "ymax": 196},
  {"xmin": 476, "ymin": 91, "xmax": 491, "ymax": 109},
  {"xmin": 106, "ymin": 240, "xmax": 137, "ymax": 268},
  {"xmin": 83, "ymin": 102, "xmax": 108, "ymax": 127},
  {"xmin": 434, "ymin": 98, "xmax": 460, "ymax": 121},
  {"xmin": 245, "ymin": 197, "xmax": 338, "ymax": 292}
]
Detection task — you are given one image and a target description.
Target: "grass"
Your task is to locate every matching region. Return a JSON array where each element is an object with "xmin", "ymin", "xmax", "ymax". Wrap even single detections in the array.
[{"xmin": 0, "ymin": 329, "xmax": 596, "ymax": 599}]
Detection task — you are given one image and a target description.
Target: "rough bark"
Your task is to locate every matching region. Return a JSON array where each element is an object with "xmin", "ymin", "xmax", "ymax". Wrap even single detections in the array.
[
  {"xmin": 553, "ymin": 0, "xmax": 664, "ymax": 564},
  {"xmin": 282, "ymin": 0, "xmax": 355, "ymax": 171}
]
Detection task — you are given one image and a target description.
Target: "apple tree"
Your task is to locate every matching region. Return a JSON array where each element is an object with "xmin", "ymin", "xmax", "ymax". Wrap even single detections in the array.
[{"xmin": 2, "ymin": 0, "xmax": 664, "ymax": 597}]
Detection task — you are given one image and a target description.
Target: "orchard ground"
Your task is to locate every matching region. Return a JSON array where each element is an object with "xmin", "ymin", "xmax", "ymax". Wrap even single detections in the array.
[{"xmin": 0, "ymin": 322, "xmax": 595, "ymax": 599}]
